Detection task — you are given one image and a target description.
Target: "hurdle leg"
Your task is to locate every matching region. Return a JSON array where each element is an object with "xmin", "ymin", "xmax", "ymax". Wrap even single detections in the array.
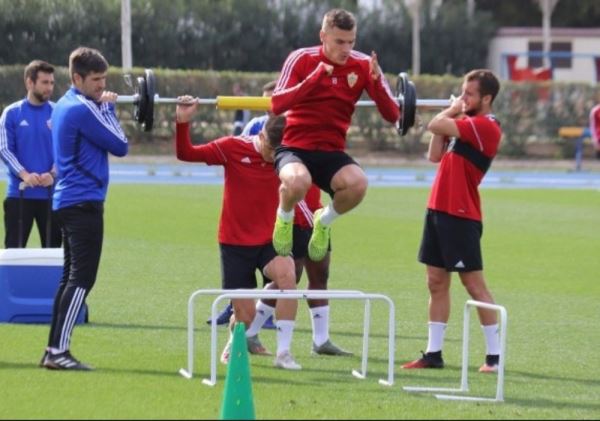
[
  {"xmin": 202, "ymin": 297, "xmax": 224, "ymax": 386},
  {"xmin": 352, "ymin": 299, "xmax": 371, "ymax": 379},
  {"xmin": 405, "ymin": 300, "xmax": 507, "ymax": 402},
  {"xmin": 178, "ymin": 291, "xmax": 198, "ymax": 379},
  {"xmin": 378, "ymin": 296, "xmax": 395, "ymax": 386},
  {"xmin": 435, "ymin": 300, "xmax": 507, "ymax": 402}
]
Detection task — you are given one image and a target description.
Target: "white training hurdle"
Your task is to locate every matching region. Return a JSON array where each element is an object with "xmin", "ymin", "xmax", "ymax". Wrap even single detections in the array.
[
  {"xmin": 403, "ymin": 300, "xmax": 508, "ymax": 402},
  {"xmin": 177, "ymin": 289, "xmax": 395, "ymax": 387}
]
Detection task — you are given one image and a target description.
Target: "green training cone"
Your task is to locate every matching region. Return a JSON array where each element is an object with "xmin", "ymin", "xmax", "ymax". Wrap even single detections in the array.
[{"xmin": 220, "ymin": 322, "xmax": 255, "ymax": 420}]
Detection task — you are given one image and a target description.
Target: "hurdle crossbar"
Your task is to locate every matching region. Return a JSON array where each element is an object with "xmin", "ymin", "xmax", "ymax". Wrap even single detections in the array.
[
  {"xmin": 177, "ymin": 289, "xmax": 395, "ymax": 387},
  {"xmin": 403, "ymin": 300, "xmax": 508, "ymax": 403}
]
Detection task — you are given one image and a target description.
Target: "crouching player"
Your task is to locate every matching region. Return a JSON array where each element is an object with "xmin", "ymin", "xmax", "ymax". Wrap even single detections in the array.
[{"xmin": 174, "ymin": 96, "xmax": 301, "ymax": 370}]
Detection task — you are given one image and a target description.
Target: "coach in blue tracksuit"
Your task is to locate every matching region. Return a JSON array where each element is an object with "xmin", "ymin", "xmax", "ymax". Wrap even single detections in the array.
[
  {"xmin": 0, "ymin": 60, "xmax": 61, "ymax": 248},
  {"xmin": 41, "ymin": 47, "xmax": 128, "ymax": 371}
]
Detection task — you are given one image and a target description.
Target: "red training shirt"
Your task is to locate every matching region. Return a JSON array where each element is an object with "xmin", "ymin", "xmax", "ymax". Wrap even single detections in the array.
[
  {"xmin": 427, "ymin": 114, "xmax": 502, "ymax": 221},
  {"xmin": 176, "ymin": 122, "xmax": 280, "ymax": 246},
  {"xmin": 272, "ymin": 46, "xmax": 400, "ymax": 151}
]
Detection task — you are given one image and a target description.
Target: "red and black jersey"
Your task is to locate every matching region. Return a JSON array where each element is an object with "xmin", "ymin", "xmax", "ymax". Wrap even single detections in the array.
[
  {"xmin": 427, "ymin": 114, "xmax": 502, "ymax": 221},
  {"xmin": 176, "ymin": 122, "xmax": 279, "ymax": 246},
  {"xmin": 294, "ymin": 184, "xmax": 322, "ymax": 229},
  {"xmin": 272, "ymin": 46, "xmax": 400, "ymax": 152}
]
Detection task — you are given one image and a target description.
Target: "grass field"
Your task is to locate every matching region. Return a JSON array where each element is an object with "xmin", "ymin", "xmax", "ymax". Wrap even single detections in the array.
[{"xmin": 1, "ymin": 183, "xmax": 599, "ymax": 419}]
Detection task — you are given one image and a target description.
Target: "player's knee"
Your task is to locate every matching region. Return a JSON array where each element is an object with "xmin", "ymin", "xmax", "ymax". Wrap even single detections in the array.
[
  {"xmin": 275, "ymin": 271, "xmax": 296, "ymax": 289},
  {"xmin": 427, "ymin": 275, "xmax": 449, "ymax": 295},
  {"xmin": 283, "ymin": 176, "xmax": 311, "ymax": 199},
  {"xmin": 354, "ymin": 174, "xmax": 368, "ymax": 196}
]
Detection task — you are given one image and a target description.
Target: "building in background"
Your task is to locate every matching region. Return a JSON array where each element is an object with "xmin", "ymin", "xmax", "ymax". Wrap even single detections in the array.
[{"xmin": 488, "ymin": 27, "xmax": 600, "ymax": 83}]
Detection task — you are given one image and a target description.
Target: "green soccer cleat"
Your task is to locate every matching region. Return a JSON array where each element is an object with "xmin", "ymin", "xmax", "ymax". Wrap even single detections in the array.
[
  {"xmin": 272, "ymin": 215, "xmax": 293, "ymax": 256},
  {"xmin": 308, "ymin": 208, "xmax": 330, "ymax": 261}
]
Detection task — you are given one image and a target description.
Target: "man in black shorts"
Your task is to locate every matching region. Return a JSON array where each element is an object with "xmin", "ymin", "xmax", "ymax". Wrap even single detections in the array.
[
  {"xmin": 401, "ymin": 69, "xmax": 503, "ymax": 373},
  {"xmin": 270, "ymin": 8, "xmax": 399, "ymax": 262},
  {"xmin": 175, "ymin": 97, "xmax": 301, "ymax": 370}
]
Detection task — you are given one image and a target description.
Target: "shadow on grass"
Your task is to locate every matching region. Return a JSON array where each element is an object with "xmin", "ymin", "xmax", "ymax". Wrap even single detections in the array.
[
  {"xmin": 293, "ymin": 326, "xmax": 461, "ymax": 343},
  {"xmin": 509, "ymin": 368, "xmax": 600, "ymax": 387},
  {"xmin": 83, "ymin": 323, "xmax": 462, "ymax": 345},
  {"xmin": 0, "ymin": 360, "xmax": 182, "ymax": 378},
  {"xmin": 88, "ymin": 322, "xmax": 187, "ymax": 332},
  {"xmin": 505, "ymin": 396, "xmax": 600, "ymax": 412}
]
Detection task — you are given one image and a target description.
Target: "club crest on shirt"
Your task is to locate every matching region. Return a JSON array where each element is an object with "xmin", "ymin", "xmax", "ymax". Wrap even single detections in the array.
[
  {"xmin": 47, "ymin": 119, "xmax": 52, "ymax": 130},
  {"xmin": 347, "ymin": 72, "xmax": 358, "ymax": 88}
]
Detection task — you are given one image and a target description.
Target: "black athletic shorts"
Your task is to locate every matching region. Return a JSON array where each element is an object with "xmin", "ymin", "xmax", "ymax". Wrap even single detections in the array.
[
  {"xmin": 292, "ymin": 224, "xmax": 331, "ymax": 260},
  {"xmin": 274, "ymin": 146, "xmax": 358, "ymax": 197},
  {"xmin": 219, "ymin": 243, "xmax": 277, "ymax": 289},
  {"xmin": 418, "ymin": 209, "xmax": 483, "ymax": 272}
]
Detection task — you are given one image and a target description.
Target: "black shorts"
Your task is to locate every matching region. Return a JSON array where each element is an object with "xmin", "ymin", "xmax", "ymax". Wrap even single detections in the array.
[
  {"xmin": 418, "ymin": 209, "xmax": 483, "ymax": 272},
  {"xmin": 219, "ymin": 243, "xmax": 277, "ymax": 289},
  {"xmin": 292, "ymin": 225, "xmax": 331, "ymax": 260},
  {"xmin": 274, "ymin": 147, "xmax": 358, "ymax": 197}
]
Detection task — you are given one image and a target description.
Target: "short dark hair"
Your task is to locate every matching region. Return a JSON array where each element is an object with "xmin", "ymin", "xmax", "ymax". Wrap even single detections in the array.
[
  {"xmin": 24, "ymin": 60, "xmax": 54, "ymax": 83},
  {"xmin": 264, "ymin": 115, "xmax": 286, "ymax": 148},
  {"xmin": 322, "ymin": 8, "xmax": 356, "ymax": 31},
  {"xmin": 69, "ymin": 47, "xmax": 109, "ymax": 81},
  {"xmin": 262, "ymin": 80, "xmax": 277, "ymax": 93},
  {"xmin": 465, "ymin": 69, "xmax": 500, "ymax": 104}
]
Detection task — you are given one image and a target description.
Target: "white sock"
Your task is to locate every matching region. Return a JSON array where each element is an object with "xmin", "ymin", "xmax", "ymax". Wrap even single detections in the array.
[
  {"xmin": 310, "ymin": 305, "xmax": 330, "ymax": 346},
  {"xmin": 481, "ymin": 324, "xmax": 501, "ymax": 355},
  {"xmin": 48, "ymin": 347, "xmax": 65, "ymax": 355},
  {"xmin": 246, "ymin": 301, "xmax": 275, "ymax": 337},
  {"xmin": 277, "ymin": 207, "xmax": 294, "ymax": 222},
  {"xmin": 276, "ymin": 320, "xmax": 295, "ymax": 356},
  {"xmin": 426, "ymin": 321, "xmax": 447, "ymax": 353},
  {"xmin": 319, "ymin": 203, "xmax": 339, "ymax": 226}
]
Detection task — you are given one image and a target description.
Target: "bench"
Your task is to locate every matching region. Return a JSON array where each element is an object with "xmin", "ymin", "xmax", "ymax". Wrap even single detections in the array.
[{"xmin": 558, "ymin": 126, "xmax": 592, "ymax": 171}]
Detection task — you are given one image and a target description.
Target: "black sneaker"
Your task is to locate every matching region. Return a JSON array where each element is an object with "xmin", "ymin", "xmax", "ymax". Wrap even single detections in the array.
[
  {"xmin": 43, "ymin": 351, "xmax": 93, "ymax": 371},
  {"xmin": 401, "ymin": 350, "xmax": 444, "ymax": 369}
]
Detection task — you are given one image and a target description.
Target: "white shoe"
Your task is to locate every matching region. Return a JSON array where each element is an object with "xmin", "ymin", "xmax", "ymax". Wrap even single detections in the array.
[{"xmin": 274, "ymin": 351, "xmax": 301, "ymax": 370}]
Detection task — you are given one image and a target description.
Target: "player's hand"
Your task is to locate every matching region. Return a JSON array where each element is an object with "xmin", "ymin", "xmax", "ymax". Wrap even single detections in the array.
[
  {"xmin": 448, "ymin": 94, "xmax": 464, "ymax": 116},
  {"xmin": 176, "ymin": 95, "xmax": 199, "ymax": 123},
  {"xmin": 22, "ymin": 172, "xmax": 41, "ymax": 187},
  {"xmin": 39, "ymin": 172, "xmax": 55, "ymax": 187},
  {"xmin": 369, "ymin": 51, "xmax": 381, "ymax": 81},
  {"xmin": 100, "ymin": 91, "xmax": 118, "ymax": 103},
  {"xmin": 320, "ymin": 62, "xmax": 334, "ymax": 76}
]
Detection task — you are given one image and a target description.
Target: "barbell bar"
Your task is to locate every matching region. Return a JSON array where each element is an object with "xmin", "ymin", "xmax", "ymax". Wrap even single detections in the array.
[
  {"xmin": 117, "ymin": 68, "xmax": 452, "ymax": 134},
  {"xmin": 117, "ymin": 95, "xmax": 451, "ymax": 110}
]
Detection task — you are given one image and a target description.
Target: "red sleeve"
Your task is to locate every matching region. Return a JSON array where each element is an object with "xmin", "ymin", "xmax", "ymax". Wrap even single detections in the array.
[
  {"xmin": 271, "ymin": 51, "xmax": 329, "ymax": 115},
  {"xmin": 175, "ymin": 122, "xmax": 228, "ymax": 164},
  {"xmin": 364, "ymin": 67, "xmax": 400, "ymax": 124}
]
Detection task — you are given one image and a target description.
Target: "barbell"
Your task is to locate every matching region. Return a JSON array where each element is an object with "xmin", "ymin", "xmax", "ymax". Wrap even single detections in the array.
[{"xmin": 117, "ymin": 69, "xmax": 452, "ymax": 135}]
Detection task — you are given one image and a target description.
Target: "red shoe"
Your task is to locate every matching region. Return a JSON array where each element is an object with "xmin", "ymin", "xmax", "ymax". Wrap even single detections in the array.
[
  {"xmin": 479, "ymin": 354, "xmax": 499, "ymax": 373},
  {"xmin": 401, "ymin": 351, "xmax": 444, "ymax": 369}
]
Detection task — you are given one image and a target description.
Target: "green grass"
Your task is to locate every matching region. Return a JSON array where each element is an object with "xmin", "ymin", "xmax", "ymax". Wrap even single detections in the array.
[{"xmin": 1, "ymin": 184, "xmax": 599, "ymax": 419}]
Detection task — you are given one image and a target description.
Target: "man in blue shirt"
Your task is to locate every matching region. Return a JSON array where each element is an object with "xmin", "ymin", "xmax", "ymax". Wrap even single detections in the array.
[
  {"xmin": 0, "ymin": 60, "xmax": 61, "ymax": 248},
  {"xmin": 41, "ymin": 47, "xmax": 129, "ymax": 371}
]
